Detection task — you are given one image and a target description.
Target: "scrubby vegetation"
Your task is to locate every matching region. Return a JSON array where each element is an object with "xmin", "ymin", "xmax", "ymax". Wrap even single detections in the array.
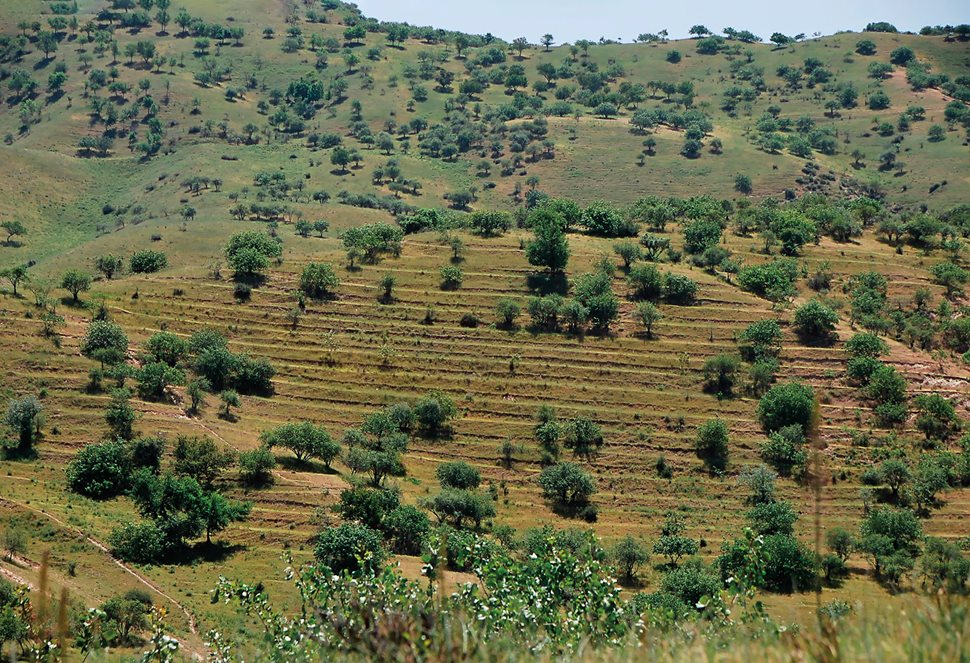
[{"xmin": 0, "ymin": 0, "xmax": 968, "ymax": 660}]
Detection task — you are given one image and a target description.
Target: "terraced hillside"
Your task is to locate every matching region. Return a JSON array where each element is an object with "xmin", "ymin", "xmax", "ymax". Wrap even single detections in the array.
[{"xmin": 0, "ymin": 0, "xmax": 969, "ymax": 654}]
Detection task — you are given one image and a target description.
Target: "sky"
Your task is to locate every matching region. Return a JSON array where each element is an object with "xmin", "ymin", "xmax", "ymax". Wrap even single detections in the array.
[{"xmin": 352, "ymin": 0, "xmax": 967, "ymax": 43}]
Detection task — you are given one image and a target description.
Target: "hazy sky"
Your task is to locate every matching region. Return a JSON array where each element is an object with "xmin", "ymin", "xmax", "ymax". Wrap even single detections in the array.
[{"xmin": 353, "ymin": 0, "xmax": 967, "ymax": 43}]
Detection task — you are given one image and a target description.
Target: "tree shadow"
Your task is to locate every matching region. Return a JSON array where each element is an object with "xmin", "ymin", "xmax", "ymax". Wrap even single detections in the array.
[
  {"xmin": 276, "ymin": 456, "xmax": 338, "ymax": 474},
  {"xmin": 232, "ymin": 272, "xmax": 266, "ymax": 288},
  {"xmin": 1, "ymin": 443, "xmax": 39, "ymax": 461},
  {"xmin": 526, "ymin": 272, "xmax": 568, "ymax": 296},
  {"xmin": 184, "ymin": 541, "xmax": 246, "ymax": 563}
]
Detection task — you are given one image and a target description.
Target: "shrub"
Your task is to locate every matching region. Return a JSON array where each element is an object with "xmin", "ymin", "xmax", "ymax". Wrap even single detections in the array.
[
  {"xmin": 738, "ymin": 320, "xmax": 783, "ymax": 360},
  {"xmin": 660, "ymin": 559, "xmax": 721, "ymax": 608},
  {"xmin": 108, "ymin": 521, "xmax": 166, "ymax": 564},
  {"xmin": 468, "ymin": 210, "xmax": 512, "ymax": 236},
  {"xmin": 314, "ymin": 523, "xmax": 387, "ymax": 574},
  {"xmin": 627, "ymin": 264, "xmax": 662, "ymax": 300},
  {"xmin": 440, "ymin": 265, "xmax": 464, "ymax": 290},
  {"xmin": 413, "ymin": 390, "xmax": 458, "ymax": 437},
  {"xmin": 67, "ymin": 440, "xmax": 131, "ymax": 499},
  {"xmin": 663, "ymin": 273, "xmax": 697, "ymax": 304},
  {"xmin": 496, "ymin": 298, "xmax": 521, "ymax": 327},
  {"xmin": 845, "ymin": 332, "xmax": 888, "ymax": 358},
  {"xmin": 702, "ymin": 355, "xmax": 740, "ymax": 396},
  {"xmin": 760, "ymin": 425, "xmax": 807, "ymax": 476},
  {"xmin": 129, "ymin": 250, "xmax": 168, "ymax": 273},
  {"xmin": 582, "ymin": 202, "xmax": 637, "ymax": 237},
  {"xmin": 756, "ymin": 382, "xmax": 815, "ymax": 434},
  {"xmin": 695, "ymin": 419, "xmax": 729, "ymax": 472},
  {"xmin": 383, "ymin": 505, "xmax": 430, "ymax": 555},
  {"xmin": 436, "ymin": 461, "xmax": 481, "ymax": 489},
  {"xmin": 239, "ymin": 446, "xmax": 276, "ymax": 487},
  {"xmin": 144, "ymin": 332, "xmax": 189, "ymax": 367},
  {"xmin": 172, "ymin": 435, "xmax": 236, "ymax": 486},
  {"xmin": 81, "ymin": 319, "xmax": 129, "ymax": 367},
  {"xmin": 793, "ymin": 300, "xmax": 839, "ymax": 344},
  {"xmin": 537, "ymin": 462, "xmax": 596, "ymax": 507},
  {"xmin": 300, "ymin": 263, "xmax": 340, "ymax": 298}
]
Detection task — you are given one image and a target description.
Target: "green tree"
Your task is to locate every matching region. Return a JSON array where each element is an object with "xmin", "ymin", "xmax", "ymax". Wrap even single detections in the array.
[
  {"xmin": 95, "ymin": 254, "xmax": 124, "ymax": 280},
  {"xmin": 314, "ymin": 523, "xmax": 387, "ymax": 574},
  {"xmin": 793, "ymin": 300, "xmax": 839, "ymax": 344},
  {"xmin": 81, "ymin": 319, "xmax": 129, "ymax": 367},
  {"xmin": 930, "ymin": 261, "xmax": 968, "ymax": 298},
  {"xmin": 702, "ymin": 354, "xmax": 740, "ymax": 396},
  {"xmin": 5, "ymin": 396, "xmax": 43, "ymax": 453},
  {"xmin": 239, "ymin": 446, "xmax": 276, "ymax": 487},
  {"xmin": 695, "ymin": 419, "xmax": 729, "ymax": 472},
  {"xmin": 537, "ymin": 462, "xmax": 596, "ymax": 507},
  {"xmin": 199, "ymin": 491, "xmax": 251, "ymax": 543},
  {"xmin": 634, "ymin": 301, "xmax": 662, "ymax": 337},
  {"xmin": 135, "ymin": 361, "xmax": 185, "ymax": 401},
  {"xmin": 144, "ymin": 331, "xmax": 188, "ymax": 367},
  {"xmin": 61, "ymin": 269, "xmax": 92, "ymax": 302},
  {"xmin": 496, "ymin": 298, "xmax": 521, "ymax": 328},
  {"xmin": 225, "ymin": 231, "xmax": 282, "ymax": 278},
  {"xmin": 436, "ymin": 461, "xmax": 481, "ymax": 490},
  {"xmin": 526, "ymin": 210, "xmax": 570, "ymax": 272},
  {"xmin": 612, "ymin": 536, "xmax": 650, "ymax": 584},
  {"xmin": 413, "ymin": 390, "xmax": 458, "ymax": 437},
  {"xmin": 1, "ymin": 220, "xmax": 26, "ymax": 245},
  {"xmin": 67, "ymin": 440, "xmax": 132, "ymax": 499},
  {"xmin": 913, "ymin": 394, "xmax": 960, "ymax": 442},
  {"xmin": 173, "ymin": 435, "xmax": 235, "ymax": 487},
  {"xmin": 261, "ymin": 421, "xmax": 341, "ymax": 467},
  {"xmin": 105, "ymin": 388, "xmax": 136, "ymax": 440},
  {"xmin": 300, "ymin": 262, "xmax": 340, "ymax": 298},
  {"xmin": 0, "ymin": 264, "xmax": 29, "ymax": 296},
  {"xmin": 757, "ymin": 382, "xmax": 815, "ymax": 434}
]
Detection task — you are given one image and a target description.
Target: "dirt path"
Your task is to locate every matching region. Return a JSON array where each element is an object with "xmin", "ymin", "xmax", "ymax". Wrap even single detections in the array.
[{"xmin": 0, "ymin": 496, "xmax": 200, "ymax": 640}]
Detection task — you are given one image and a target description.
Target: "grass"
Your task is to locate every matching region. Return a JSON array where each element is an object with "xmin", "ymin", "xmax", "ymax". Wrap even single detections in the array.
[{"xmin": 0, "ymin": 0, "xmax": 968, "ymax": 651}]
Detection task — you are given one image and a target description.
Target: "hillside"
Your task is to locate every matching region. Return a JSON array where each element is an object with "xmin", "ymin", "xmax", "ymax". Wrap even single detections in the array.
[{"xmin": 0, "ymin": 1, "xmax": 969, "ymax": 659}]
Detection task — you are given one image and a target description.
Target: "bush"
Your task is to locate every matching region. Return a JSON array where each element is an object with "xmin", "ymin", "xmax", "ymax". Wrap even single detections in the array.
[
  {"xmin": 300, "ymin": 263, "xmax": 340, "ymax": 298},
  {"xmin": 627, "ymin": 264, "xmax": 663, "ymax": 300},
  {"xmin": 737, "ymin": 258, "xmax": 799, "ymax": 301},
  {"xmin": 702, "ymin": 354, "xmax": 740, "ymax": 396},
  {"xmin": 695, "ymin": 419, "xmax": 729, "ymax": 472},
  {"xmin": 760, "ymin": 425, "xmax": 807, "ymax": 476},
  {"xmin": 129, "ymin": 250, "xmax": 168, "ymax": 274},
  {"xmin": 582, "ymin": 202, "xmax": 637, "ymax": 237},
  {"xmin": 440, "ymin": 265, "xmax": 464, "ymax": 290},
  {"xmin": 845, "ymin": 332, "xmax": 888, "ymax": 358},
  {"xmin": 135, "ymin": 361, "xmax": 185, "ymax": 401},
  {"xmin": 663, "ymin": 273, "xmax": 697, "ymax": 304},
  {"xmin": 383, "ymin": 505, "xmax": 430, "ymax": 555},
  {"xmin": 81, "ymin": 319, "xmax": 129, "ymax": 366},
  {"xmin": 413, "ymin": 390, "xmax": 458, "ymax": 437},
  {"xmin": 496, "ymin": 298, "xmax": 521, "ymax": 327},
  {"xmin": 144, "ymin": 332, "xmax": 188, "ymax": 367},
  {"xmin": 109, "ymin": 521, "xmax": 166, "ymax": 564},
  {"xmin": 436, "ymin": 461, "xmax": 481, "ymax": 489},
  {"xmin": 793, "ymin": 300, "xmax": 839, "ymax": 344},
  {"xmin": 757, "ymin": 382, "xmax": 815, "ymax": 434},
  {"xmin": 660, "ymin": 559, "xmax": 720, "ymax": 608},
  {"xmin": 314, "ymin": 523, "xmax": 387, "ymax": 574},
  {"xmin": 468, "ymin": 210, "xmax": 512, "ymax": 236},
  {"xmin": 67, "ymin": 440, "xmax": 131, "ymax": 499},
  {"xmin": 738, "ymin": 320, "xmax": 783, "ymax": 360},
  {"xmin": 239, "ymin": 446, "xmax": 276, "ymax": 487},
  {"xmin": 425, "ymin": 489, "xmax": 496, "ymax": 529},
  {"xmin": 537, "ymin": 462, "xmax": 595, "ymax": 507}
]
